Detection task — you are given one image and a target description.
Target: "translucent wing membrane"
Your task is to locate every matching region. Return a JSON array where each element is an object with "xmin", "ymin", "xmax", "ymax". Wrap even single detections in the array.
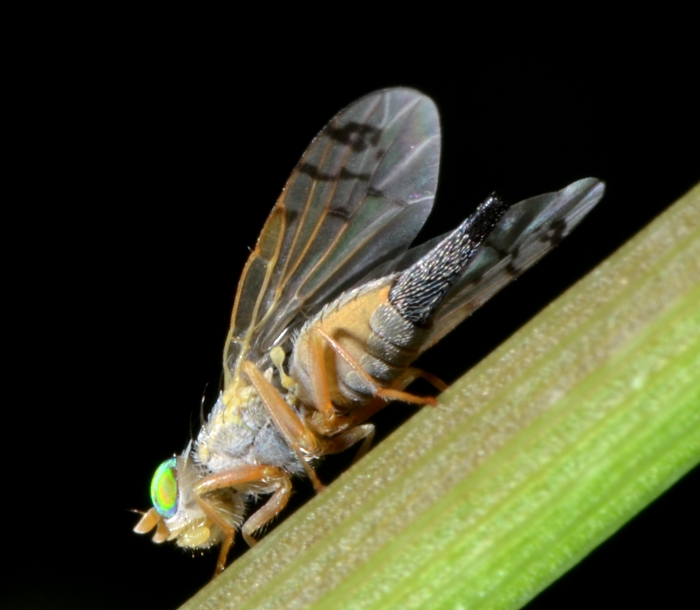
[
  {"xmin": 225, "ymin": 89, "xmax": 440, "ymax": 385},
  {"xmin": 422, "ymin": 178, "xmax": 605, "ymax": 349}
]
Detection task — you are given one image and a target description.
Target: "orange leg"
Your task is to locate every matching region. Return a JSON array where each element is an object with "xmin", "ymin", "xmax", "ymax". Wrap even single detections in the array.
[
  {"xmin": 193, "ymin": 464, "xmax": 291, "ymax": 575},
  {"xmin": 298, "ymin": 328, "xmax": 444, "ymax": 460},
  {"xmin": 321, "ymin": 422, "xmax": 376, "ymax": 463},
  {"xmin": 396, "ymin": 367, "xmax": 448, "ymax": 393},
  {"xmin": 241, "ymin": 476, "xmax": 292, "ymax": 547},
  {"xmin": 308, "ymin": 329, "xmax": 339, "ymax": 422},
  {"xmin": 243, "ymin": 361, "xmax": 325, "ymax": 493},
  {"xmin": 338, "ymin": 371, "xmax": 445, "ymax": 432},
  {"xmin": 310, "ymin": 328, "xmax": 439, "ymax": 407}
]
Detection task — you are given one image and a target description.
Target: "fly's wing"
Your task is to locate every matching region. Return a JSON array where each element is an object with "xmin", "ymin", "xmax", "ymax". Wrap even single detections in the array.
[
  {"xmin": 421, "ymin": 178, "xmax": 605, "ymax": 351},
  {"xmin": 224, "ymin": 89, "xmax": 441, "ymax": 387}
]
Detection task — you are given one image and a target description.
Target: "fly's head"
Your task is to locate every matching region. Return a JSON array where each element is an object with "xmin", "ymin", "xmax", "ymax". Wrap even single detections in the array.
[{"xmin": 134, "ymin": 451, "xmax": 244, "ymax": 551}]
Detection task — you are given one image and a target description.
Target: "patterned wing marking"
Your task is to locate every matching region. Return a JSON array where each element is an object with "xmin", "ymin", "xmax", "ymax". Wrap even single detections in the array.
[
  {"xmin": 224, "ymin": 89, "xmax": 441, "ymax": 387},
  {"xmin": 422, "ymin": 178, "xmax": 605, "ymax": 350}
]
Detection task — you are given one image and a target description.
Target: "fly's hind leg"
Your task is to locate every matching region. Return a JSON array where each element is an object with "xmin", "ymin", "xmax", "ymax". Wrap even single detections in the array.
[
  {"xmin": 301, "ymin": 328, "xmax": 443, "ymax": 461},
  {"xmin": 310, "ymin": 328, "xmax": 440, "ymax": 408},
  {"xmin": 395, "ymin": 367, "xmax": 448, "ymax": 393},
  {"xmin": 193, "ymin": 464, "xmax": 291, "ymax": 576}
]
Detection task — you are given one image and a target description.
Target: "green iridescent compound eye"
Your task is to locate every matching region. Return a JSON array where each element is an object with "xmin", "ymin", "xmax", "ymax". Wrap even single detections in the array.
[{"xmin": 151, "ymin": 458, "xmax": 178, "ymax": 518}]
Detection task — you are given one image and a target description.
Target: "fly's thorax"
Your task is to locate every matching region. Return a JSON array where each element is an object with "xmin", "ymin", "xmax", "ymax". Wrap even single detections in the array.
[
  {"xmin": 196, "ymin": 385, "xmax": 254, "ymax": 466},
  {"xmin": 199, "ymin": 375, "xmax": 273, "ymax": 460},
  {"xmin": 289, "ymin": 277, "xmax": 428, "ymax": 409},
  {"xmin": 220, "ymin": 379, "xmax": 257, "ymax": 422},
  {"xmin": 196, "ymin": 388, "xmax": 306, "ymax": 478},
  {"xmin": 196, "ymin": 394, "xmax": 236, "ymax": 466}
]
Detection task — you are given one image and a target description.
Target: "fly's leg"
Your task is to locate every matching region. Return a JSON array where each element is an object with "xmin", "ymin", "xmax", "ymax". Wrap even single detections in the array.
[
  {"xmin": 311, "ymin": 328, "xmax": 439, "ymax": 407},
  {"xmin": 241, "ymin": 476, "xmax": 292, "ymax": 547},
  {"xmin": 320, "ymin": 422, "xmax": 376, "ymax": 463},
  {"xmin": 330, "ymin": 367, "xmax": 448, "ymax": 437},
  {"xmin": 304, "ymin": 329, "xmax": 438, "ymax": 440},
  {"xmin": 307, "ymin": 328, "xmax": 339, "ymax": 423},
  {"xmin": 297, "ymin": 328, "xmax": 380, "ymax": 455},
  {"xmin": 300, "ymin": 328, "xmax": 441, "ymax": 460},
  {"xmin": 243, "ymin": 361, "xmax": 325, "ymax": 493},
  {"xmin": 193, "ymin": 464, "xmax": 291, "ymax": 576},
  {"xmin": 329, "ymin": 367, "xmax": 447, "ymax": 429},
  {"xmin": 395, "ymin": 367, "xmax": 448, "ymax": 393}
]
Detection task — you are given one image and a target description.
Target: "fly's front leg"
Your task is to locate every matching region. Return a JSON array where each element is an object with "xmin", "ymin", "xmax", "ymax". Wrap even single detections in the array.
[
  {"xmin": 193, "ymin": 464, "xmax": 291, "ymax": 576},
  {"xmin": 241, "ymin": 476, "xmax": 292, "ymax": 547},
  {"xmin": 243, "ymin": 361, "xmax": 325, "ymax": 492}
]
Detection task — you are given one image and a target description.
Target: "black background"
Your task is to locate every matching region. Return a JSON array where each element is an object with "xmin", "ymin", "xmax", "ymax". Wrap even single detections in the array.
[{"xmin": 5, "ymin": 18, "xmax": 698, "ymax": 610}]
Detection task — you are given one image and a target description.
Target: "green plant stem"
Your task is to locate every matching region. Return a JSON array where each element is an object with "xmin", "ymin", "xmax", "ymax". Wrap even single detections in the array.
[{"xmin": 181, "ymin": 183, "xmax": 700, "ymax": 610}]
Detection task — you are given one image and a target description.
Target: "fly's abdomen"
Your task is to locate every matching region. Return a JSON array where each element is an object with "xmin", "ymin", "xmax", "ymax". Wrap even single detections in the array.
[
  {"xmin": 358, "ymin": 301, "xmax": 428, "ymax": 385},
  {"xmin": 356, "ymin": 193, "xmax": 512, "ymax": 389},
  {"xmin": 290, "ymin": 279, "xmax": 420, "ymax": 408},
  {"xmin": 389, "ymin": 194, "xmax": 509, "ymax": 325},
  {"xmin": 292, "ymin": 194, "xmax": 510, "ymax": 410}
]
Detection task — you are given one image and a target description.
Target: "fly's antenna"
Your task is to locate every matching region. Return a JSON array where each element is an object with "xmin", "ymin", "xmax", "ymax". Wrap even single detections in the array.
[
  {"xmin": 390, "ymin": 194, "xmax": 510, "ymax": 325},
  {"xmin": 190, "ymin": 383, "xmax": 209, "ymax": 428},
  {"xmin": 184, "ymin": 384, "xmax": 211, "ymax": 446},
  {"xmin": 219, "ymin": 368, "xmax": 226, "ymax": 392},
  {"xmin": 198, "ymin": 383, "xmax": 209, "ymax": 427}
]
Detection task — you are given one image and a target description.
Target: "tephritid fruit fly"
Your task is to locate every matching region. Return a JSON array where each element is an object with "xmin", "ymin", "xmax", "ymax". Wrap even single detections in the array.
[{"xmin": 134, "ymin": 88, "xmax": 605, "ymax": 575}]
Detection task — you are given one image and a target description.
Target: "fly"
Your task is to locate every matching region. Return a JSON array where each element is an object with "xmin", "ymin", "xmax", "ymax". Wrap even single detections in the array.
[{"xmin": 134, "ymin": 88, "xmax": 605, "ymax": 575}]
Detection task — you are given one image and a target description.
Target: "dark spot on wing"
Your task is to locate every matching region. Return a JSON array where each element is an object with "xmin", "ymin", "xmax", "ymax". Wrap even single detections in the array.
[
  {"xmin": 327, "ymin": 122, "xmax": 383, "ymax": 153},
  {"xmin": 367, "ymin": 186, "xmax": 386, "ymax": 198},
  {"xmin": 286, "ymin": 208, "xmax": 299, "ymax": 225},
  {"xmin": 483, "ymin": 241, "xmax": 520, "ymax": 277},
  {"xmin": 328, "ymin": 205, "xmax": 353, "ymax": 221},
  {"xmin": 298, "ymin": 163, "xmax": 370, "ymax": 182},
  {"xmin": 297, "ymin": 163, "xmax": 321, "ymax": 179},
  {"xmin": 375, "ymin": 148, "xmax": 386, "ymax": 160},
  {"xmin": 504, "ymin": 245, "xmax": 521, "ymax": 276},
  {"xmin": 540, "ymin": 218, "xmax": 568, "ymax": 246},
  {"xmin": 340, "ymin": 167, "xmax": 371, "ymax": 181},
  {"xmin": 505, "ymin": 259, "xmax": 520, "ymax": 277}
]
